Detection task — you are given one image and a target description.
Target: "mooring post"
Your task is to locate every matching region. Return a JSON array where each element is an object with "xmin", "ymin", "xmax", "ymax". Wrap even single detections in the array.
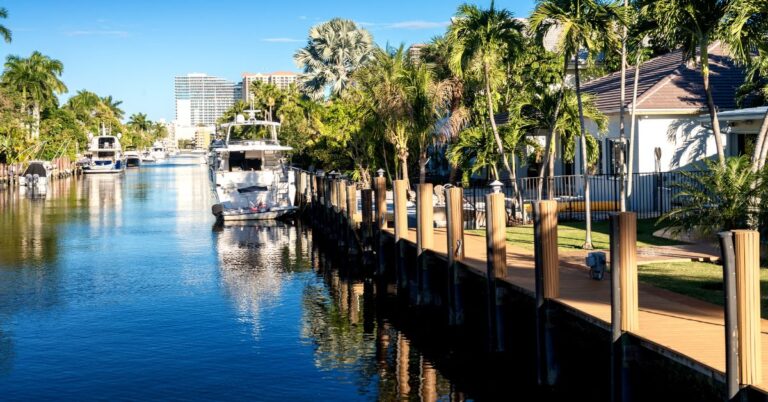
[
  {"xmin": 295, "ymin": 171, "xmax": 303, "ymax": 207},
  {"xmin": 393, "ymin": 179, "xmax": 408, "ymax": 294},
  {"xmin": 733, "ymin": 230, "xmax": 762, "ymax": 388},
  {"xmin": 718, "ymin": 231, "xmax": 739, "ymax": 401},
  {"xmin": 485, "ymin": 180, "xmax": 506, "ymax": 352},
  {"xmin": 361, "ymin": 188, "xmax": 374, "ymax": 264},
  {"xmin": 445, "ymin": 185, "xmax": 465, "ymax": 326},
  {"xmin": 346, "ymin": 183, "xmax": 358, "ymax": 254},
  {"xmin": 416, "ymin": 183, "xmax": 434, "ymax": 306},
  {"xmin": 338, "ymin": 178, "xmax": 348, "ymax": 248},
  {"xmin": 374, "ymin": 169, "xmax": 387, "ymax": 277},
  {"xmin": 610, "ymin": 212, "xmax": 638, "ymax": 402},
  {"xmin": 316, "ymin": 171, "xmax": 325, "ymax": 227},
  {"xmin": 534, "ymin": 200, "xmax": 559, "ymax": 386}
]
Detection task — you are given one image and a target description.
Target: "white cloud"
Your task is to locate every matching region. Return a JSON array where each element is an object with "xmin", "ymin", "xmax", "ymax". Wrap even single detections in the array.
[
  {"xmin": 261, "ymin": 37, "xmax": 304, "ymax": 43},
  {"xmin": 65, "ymin": 30, "xmax": 129, "ymax": 37}
]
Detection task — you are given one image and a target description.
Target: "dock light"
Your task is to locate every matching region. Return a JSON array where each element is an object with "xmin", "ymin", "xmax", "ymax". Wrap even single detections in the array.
[
  {"xmin": 489, "ymin": 180, "xmax": 503, "ymax": 194},
  {"xmin": 377, "ymin": 168, "xmax": 385, "ymax": 177},
  {"xmin": 316, "ymin": 169, "xmax": 325, "ymax": 178}
]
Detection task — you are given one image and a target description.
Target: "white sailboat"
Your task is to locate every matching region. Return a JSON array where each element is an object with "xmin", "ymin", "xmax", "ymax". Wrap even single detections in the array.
[{"xmin": 209, "ymin": 111, "xmax": 296, "ymax": 221}]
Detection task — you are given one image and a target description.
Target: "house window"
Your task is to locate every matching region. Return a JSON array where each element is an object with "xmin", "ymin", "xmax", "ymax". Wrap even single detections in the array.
[{"xmin": 606, "ymin": 138, "xmax": 626, "ymax": 175}]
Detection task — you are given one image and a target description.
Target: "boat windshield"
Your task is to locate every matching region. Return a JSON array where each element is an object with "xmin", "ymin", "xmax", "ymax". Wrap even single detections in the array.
[{"xmin": 226, "ymin": 124, "xmax": 279, "ymax": 143}]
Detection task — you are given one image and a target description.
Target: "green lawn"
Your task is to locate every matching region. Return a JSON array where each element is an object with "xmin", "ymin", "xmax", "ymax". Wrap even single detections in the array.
[
  {"xmin": 468, "ymin": 219, "xmax": 684, "ymax": 250},
  {"xmin": 638, "ymin": 261, "xmax": 768, "ymax": 318}
]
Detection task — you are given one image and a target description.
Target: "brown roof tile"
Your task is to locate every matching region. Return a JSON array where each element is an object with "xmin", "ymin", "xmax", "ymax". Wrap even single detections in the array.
[{"xmin": 581, "ymin": 43, "xmax": 745, "ymax": 114}]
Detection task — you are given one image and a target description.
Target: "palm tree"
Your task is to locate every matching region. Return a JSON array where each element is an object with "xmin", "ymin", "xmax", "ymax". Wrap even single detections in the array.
[
  {"xmin": 723, "ymin": 0, "xmax": 768, "ymax": 171},
  {"xmin": 101, "ymin": 95, "xmax": 124, "ymax": 121},
  {"xmin": 250, "ymin": 82, "xmax": 284, "ymax": 122},
  {"xmin": 422, "ymin": 36, "xmax": 470, "ymax": 183},
  {"xmin": 128, "ymin": 112, "xmax": 151, "ymax": 145},
  {"xmin": 294, "ymin": 18, "xmax": 375, "ymax": 100},
  {"xmin": 447, "ymin": 126, "xmax": 500, "ymax": 184},
  {"xmin": 402, "ymin": 61, "xmax": 452, "ymax": 184},
  {"xmin": 447, "ymin": 2, "xmax": 525, "ymax": 182},
  {"xmin": 0, "ymin": 7, "xmax": 11, "ymax": 44},
  {"xmin": 643, "ymin": 0, "xmax": 729, "ymax": 166},
  {"xmin": 530, "ymin": 0, "xmax": 623, "ymax": 249},
  {"xmin": 355, "ymin": 46, "xmax": 412, "ymax": 183},
  {"xmin": 2, "ymin": 51, "xmax": 67, "ymax": 139}
]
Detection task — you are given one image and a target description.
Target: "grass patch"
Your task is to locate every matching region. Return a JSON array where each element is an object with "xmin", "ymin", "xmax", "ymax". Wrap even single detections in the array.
[
  {"xmin": 467, "ymin": 219, "xmax": 684, "ymax": 250},
  {"xmin": 638, "ymin": 261, "xmax": 768, "ymax": 318}
]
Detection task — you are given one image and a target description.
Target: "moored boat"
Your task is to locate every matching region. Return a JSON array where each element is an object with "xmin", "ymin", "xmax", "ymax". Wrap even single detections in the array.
[
  {"xmin": 209, "ymin": 111, "xmax": 296, "ymax": 221},
  {"xmin": 81, "ymin": 132, "xmax": 125, "ymax": 174}
]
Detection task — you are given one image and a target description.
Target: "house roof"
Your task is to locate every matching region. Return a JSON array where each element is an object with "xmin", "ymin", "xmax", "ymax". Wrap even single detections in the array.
[
  {"xmin": 581, "ymin": 42, "xmax": 745, "ymax": 114},
  {"xmin": 698, "ymin": 106, "xmax": 768, "ymax": 122}
]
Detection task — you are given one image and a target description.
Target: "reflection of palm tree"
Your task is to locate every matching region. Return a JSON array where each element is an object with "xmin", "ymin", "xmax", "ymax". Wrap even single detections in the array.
[{"xmin": 2, "ymin": 51, "xmax": 68, "ymax": 139}]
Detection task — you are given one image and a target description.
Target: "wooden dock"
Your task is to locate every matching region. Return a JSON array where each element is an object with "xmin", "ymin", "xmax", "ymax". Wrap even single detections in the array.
[{"xmin": 384, "ymin": 226, "xmax": 768, "ymax": 394}]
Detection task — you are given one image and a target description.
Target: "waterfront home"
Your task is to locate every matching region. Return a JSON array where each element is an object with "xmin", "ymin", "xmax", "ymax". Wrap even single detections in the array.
[{"xmin": 574, "ymin": 42, "xmax": 747, "ymax": 175}]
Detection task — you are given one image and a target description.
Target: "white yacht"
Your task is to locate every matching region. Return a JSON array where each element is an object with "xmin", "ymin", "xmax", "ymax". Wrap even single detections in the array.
[
  {"xmin": 82, "ymin": 132, "xmax": 125, "ymax": 174},
  {"xmin": 209, "ymin": 111, "xmax": 296, "ymax": 221},
  {"xmin": 150, "ymin": 141, "xmax": 167, "ymax": 161},
  {"xmin": 124, "ymin": 146, "xmax": 141, "ymax": 168}
]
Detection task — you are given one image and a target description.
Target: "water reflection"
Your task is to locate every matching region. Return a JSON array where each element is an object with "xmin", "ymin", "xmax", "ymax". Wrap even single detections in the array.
[
  {"xmin": 215, "ymin": 221, "xmax": 310, "ymax": 339},
  {"xmin": 305, "ymin": 243, "xmax": 462, "ymax": 401}
]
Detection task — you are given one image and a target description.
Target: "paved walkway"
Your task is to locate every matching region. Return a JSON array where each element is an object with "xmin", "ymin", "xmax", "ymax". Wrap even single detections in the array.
[{"xmin": 385, "ymin": 227, "xmax": 768, "ymax": 392}]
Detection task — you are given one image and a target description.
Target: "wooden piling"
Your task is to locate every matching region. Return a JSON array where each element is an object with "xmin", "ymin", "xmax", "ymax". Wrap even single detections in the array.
[
  {"xmin": 485, "ymin": 189, "xmax": 506, "ymax": 351},
  {"xmin": 374, "ymin": 175, "xmax": 387, "ymax": 277},
  {"xmin": 445, "ymin": 186, "xmax": 465, "ymax": 326},
  {"xmin": 537, "ymin": 200, "xmax": 559, "ymax": 299},
  {"xmin": 346, "ymin": 183, "xmax": 357, "ymax": 253},
  {"xmin": 610, "ymin": 212, "xmax": 638, "ymax": 402},
  {"xmin": 361, "ymin": 188, "xmax": 374, "ymax": 263},
  {"xmin": 733, "ymin": 229, "xmax": 762, "ymax": 386},
  {"xmin": 393, "ymin": 179, "xmax": 408, "ymax": 291},
  {"xmin": 618, "ymin": 212, "xmax": 639, "ymax": 332},
  {"xmin": 534, "ymin": 200, "xmax": 559, "ymax": 386},
  {"xmin": 417, "ymin": 183, "xmax": 434, "ymax": 305}
]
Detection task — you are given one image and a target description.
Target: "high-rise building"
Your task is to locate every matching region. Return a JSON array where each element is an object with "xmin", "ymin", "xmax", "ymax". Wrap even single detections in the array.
[
  {"xmin": 174, "ymin": 73, "xmax": 242, "ymax": 127},
  {"xmin": 241, "ymin": 71, "xmax": 298, "ymax": 101}
]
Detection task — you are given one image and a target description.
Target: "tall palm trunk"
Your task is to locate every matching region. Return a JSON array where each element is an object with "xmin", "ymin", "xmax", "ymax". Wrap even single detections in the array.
[
  {"xmin": 32, "ymin": 101, "xmax": 40, "ymax": 139},
  {"xmin": 419, "ymin": 150, "xmax": 428, "ymax": 184},
  {"xmin": 627, "ymin": 52, "xmax": 641, "ymax": 196},
  {"xmin": 700, "ymin": 40, "xmax": 726, "ymax": 166},
  {"xmin": 618, "ymin": 0, "xmax": 627, "ymax": 212},
  {"xmin": 756, "ymin": 114, "xmax": 768, "ymax": 171},
  {"xmin": 536, "ymin": 57, "xmax": 569, "ymax": 201},
  {"xmin": 574, "ymin": 55, "xmax": 593, "ymax": 250},
  {"xmin": 751, "ymin": 112, "xmax": 768, "ymax": 172},
  {"xmin": 483, "ymin": 60, "xmax": 515, "ymax": 191}
]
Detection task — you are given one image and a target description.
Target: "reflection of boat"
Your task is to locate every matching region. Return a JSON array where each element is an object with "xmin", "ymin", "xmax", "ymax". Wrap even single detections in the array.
[
  {"xmin": 215, "ymin": 221, "xmax": 296, "ymax": 339},
  {"xmin": 209, "ymin": 111, "xmax": 296, "ymax": 221},
  {"xmin": 125, "ymin": 146, "xmax": 141, "ymax": 168},
  {"xmin": 18, "ymin": 161, "xmax": 49, "ymax": 188},
  {"xmin": 81, "ymin": 131, "xmax": 125, "ymax": 174}
]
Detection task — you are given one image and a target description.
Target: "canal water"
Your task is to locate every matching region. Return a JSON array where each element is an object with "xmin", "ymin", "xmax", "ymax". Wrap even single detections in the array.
[{"xmin": 0, "ymin": 159, "xmax": 524, "ymax": 401}]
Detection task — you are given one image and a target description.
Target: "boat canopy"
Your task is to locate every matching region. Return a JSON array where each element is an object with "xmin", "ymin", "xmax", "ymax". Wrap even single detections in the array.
[{"xmin": 23, "ymin": 162, "xmax": 47, "ymax": 177}]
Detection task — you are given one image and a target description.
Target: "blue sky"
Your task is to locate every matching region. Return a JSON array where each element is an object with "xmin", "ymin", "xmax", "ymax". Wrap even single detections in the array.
[{"xmin": 1, "ymin": 0, "xmax": 536, "ymax": 122}]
